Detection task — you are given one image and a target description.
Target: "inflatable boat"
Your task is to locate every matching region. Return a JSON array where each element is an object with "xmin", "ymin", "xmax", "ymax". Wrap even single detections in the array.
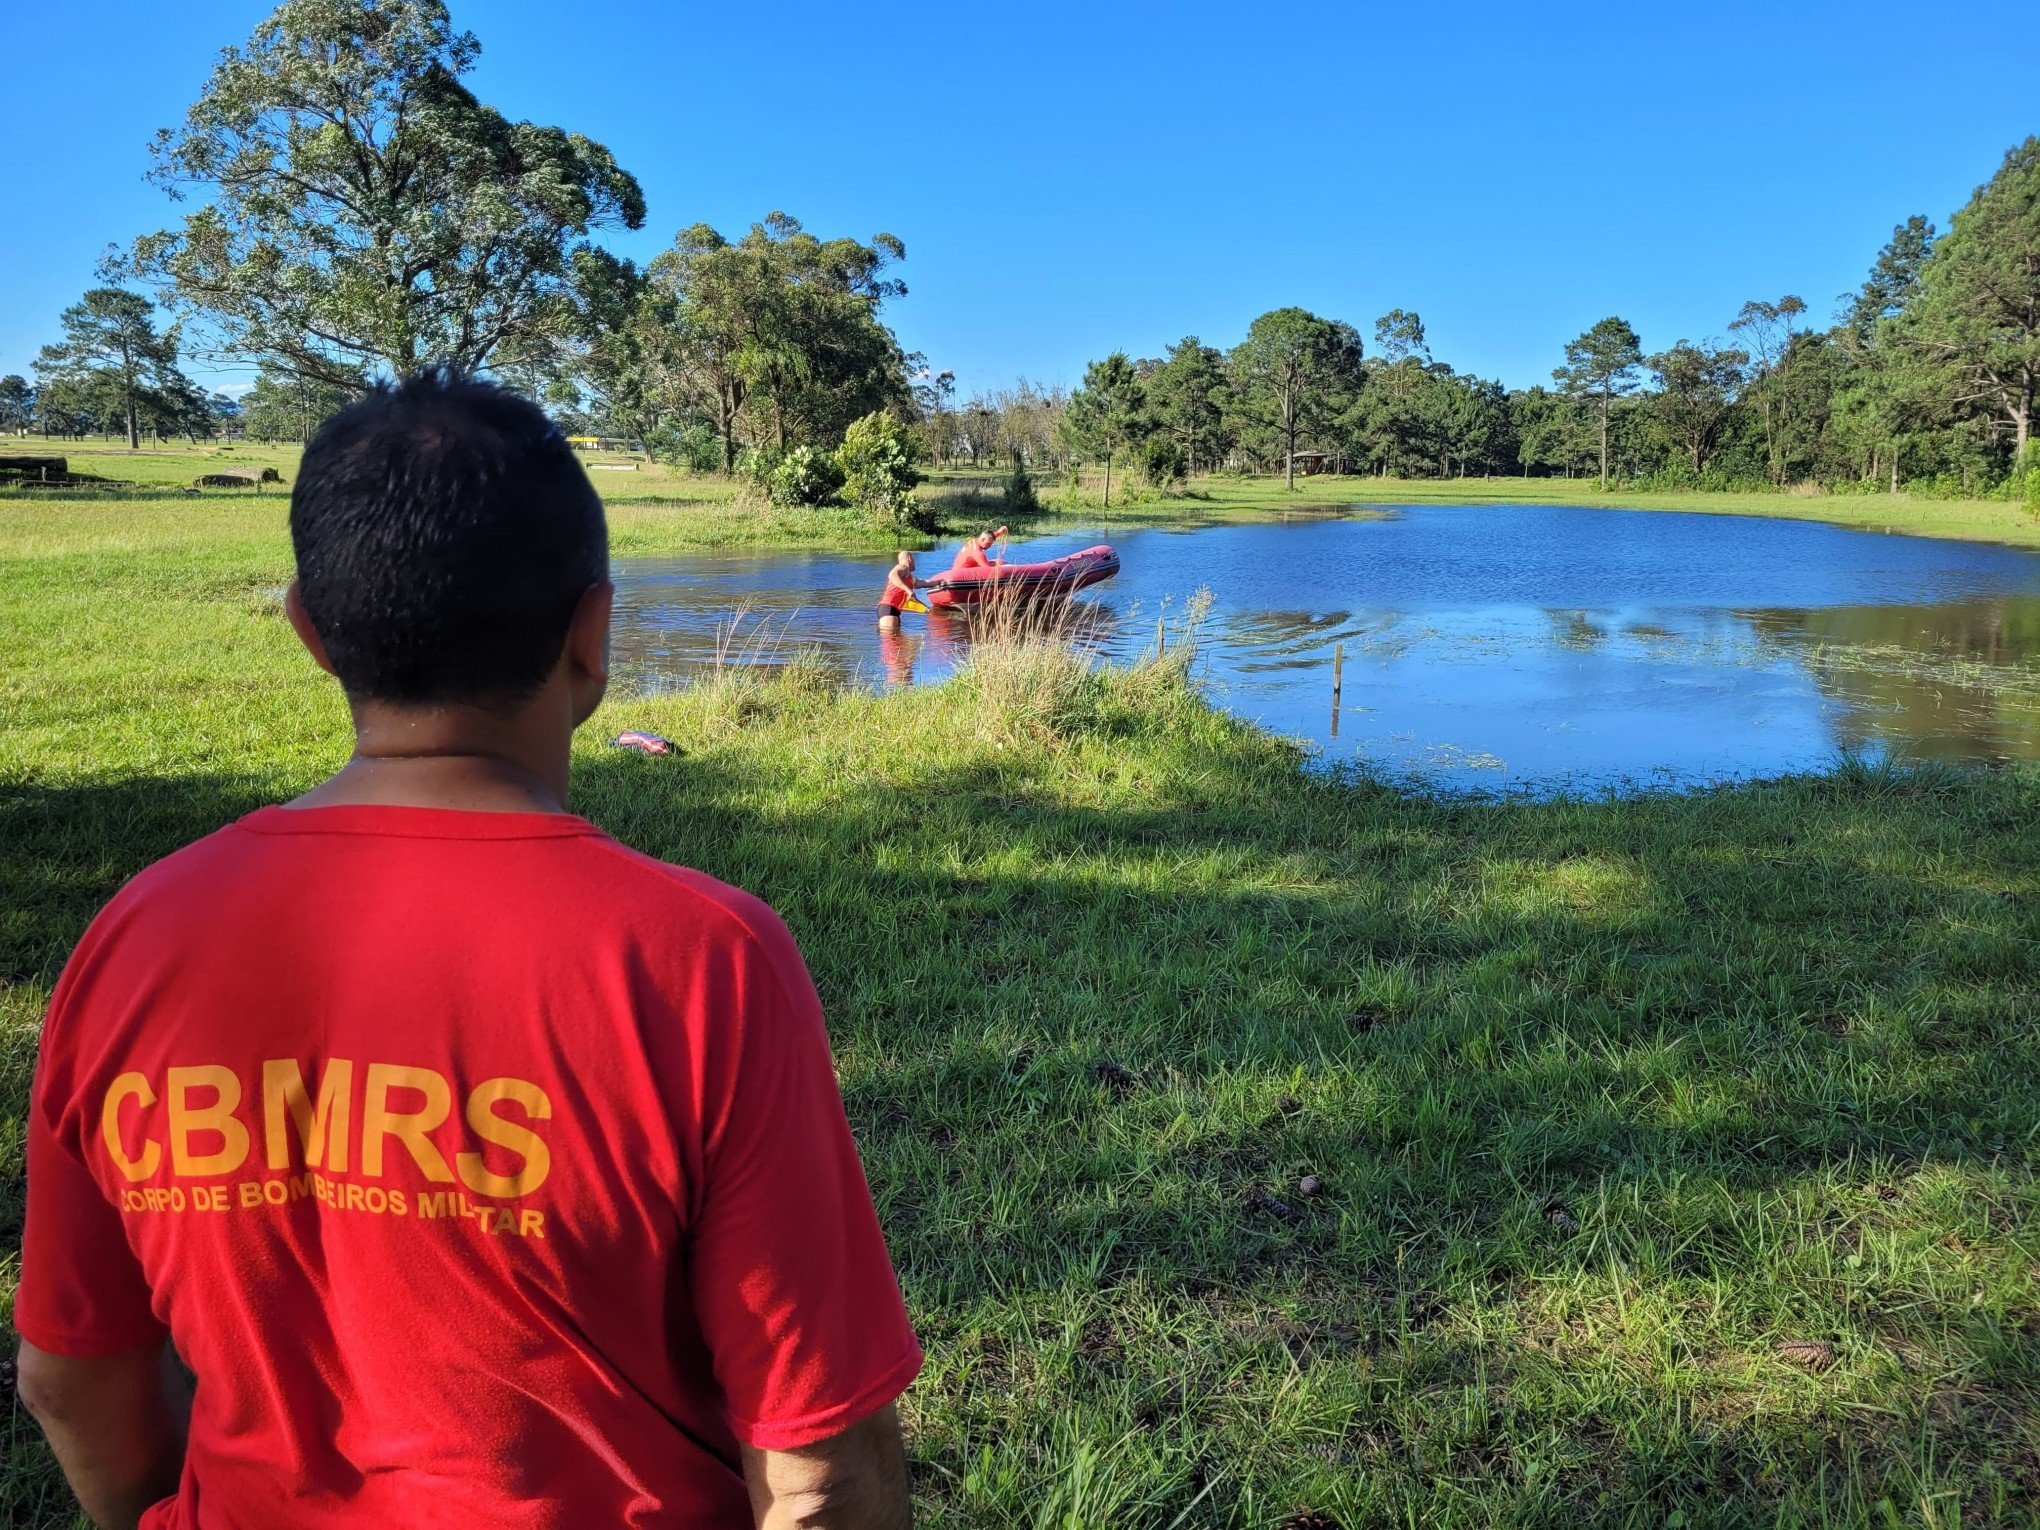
[{"xmin": 925, "ymin": 544, "xmax": 1120, "ymax": 609}]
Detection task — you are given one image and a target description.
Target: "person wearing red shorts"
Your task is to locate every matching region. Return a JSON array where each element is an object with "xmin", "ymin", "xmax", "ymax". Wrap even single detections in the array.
[
  {"xmin": 877, "ymin": 550, "xmax": 924, "ymax": 630},
  {"xmin": 14, "ymin": 372, "xmax": 920, "ymax": 1529}
]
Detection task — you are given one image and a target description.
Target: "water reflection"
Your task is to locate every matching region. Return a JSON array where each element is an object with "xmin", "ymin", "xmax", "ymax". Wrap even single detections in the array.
[
  {"xmin": 1744, "ymin": 599, "xmax": 2040, "ymax": 765},
  {"xmin": 610, "ymin": 506, "xmax": 2040, "ymax": 793},
  {"xmin": 876, "ymin": 624, "xmax": 915, "ymax": 686},
  {"xmin": 1218, "ymin": 609, "xmax": 1397, "ymax": 668}
]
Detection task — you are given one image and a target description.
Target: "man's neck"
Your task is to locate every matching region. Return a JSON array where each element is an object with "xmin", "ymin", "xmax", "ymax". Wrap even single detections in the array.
[{"xmin": 289, "ymin": 699, "xmax": 575, "ymax": 815}]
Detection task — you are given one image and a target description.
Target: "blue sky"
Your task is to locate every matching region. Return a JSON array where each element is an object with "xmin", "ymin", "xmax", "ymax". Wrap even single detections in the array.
[{"xmin": 3, "ymin": 0, "xmax": 2035, "ymax": 396}]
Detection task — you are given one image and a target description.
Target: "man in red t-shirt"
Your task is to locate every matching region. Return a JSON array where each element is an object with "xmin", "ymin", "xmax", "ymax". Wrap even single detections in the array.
[
  {"xmin": 14, "ymin": 372, "xmax": 920, "ymax": 1528},
  {"xmin": 948, "ymin": 525, "xmax": 1008, "ymax": 574}
]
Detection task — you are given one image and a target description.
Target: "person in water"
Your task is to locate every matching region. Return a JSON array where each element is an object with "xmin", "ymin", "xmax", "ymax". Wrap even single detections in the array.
[
  {"xmin": 950, "ymin": 525, "xmax": 1009, "ymax": 573},
  {"xmin": 878, "ymin": 550, "xmax": 925, "ymax": 630}
]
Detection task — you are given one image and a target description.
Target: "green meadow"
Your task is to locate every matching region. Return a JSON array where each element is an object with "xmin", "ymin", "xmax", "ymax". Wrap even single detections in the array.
[
  {"xmin": 4, "ymin": 491, "xmax": 2039, "ymax": 1526},
  {"xmin": 11, "ymin": 437, "xmax": 2039, "ymax": 551}
]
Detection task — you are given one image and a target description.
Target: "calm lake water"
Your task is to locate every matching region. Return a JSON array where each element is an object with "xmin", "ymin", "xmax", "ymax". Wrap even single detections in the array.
[{"xmin": 612, "ymin": 504, "xmax": 2040, "ymax": 794}]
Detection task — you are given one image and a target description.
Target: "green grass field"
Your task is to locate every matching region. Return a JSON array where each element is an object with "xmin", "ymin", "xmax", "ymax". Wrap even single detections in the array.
[
  {"xmin": 11, "ymin": 438, "xmax": 2037, "ymax": 552},
  {"xmin": 4, "ymin": 490, "xmax": 2040, "ymax": 1527},
  {"xmin": 0, "ymin": 437, "xmax": 718, "ymax": 503}
]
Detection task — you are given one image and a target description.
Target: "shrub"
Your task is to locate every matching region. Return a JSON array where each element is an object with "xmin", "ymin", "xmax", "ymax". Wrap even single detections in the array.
[
  {"xmin": 1002, "ymin": 457, "xmax": 1041, "ymax": 515},
  {"xmin": 768, "ymin": 445, "xmax": 845, "ymax": 507},
  {"xmin": 664, "ymin": 422, "xmax": 722, "ymax": 473},
  {"xmin": 1139, "ymin": 437, "xmax": 1186, "ymax": 489},
  {"xmin": 739, "ymin": 446, "xmax": 782, "ymax": 493},
  {"xmin": 836, "ymin": 411, "xmax": 927, "ymax": 530}
]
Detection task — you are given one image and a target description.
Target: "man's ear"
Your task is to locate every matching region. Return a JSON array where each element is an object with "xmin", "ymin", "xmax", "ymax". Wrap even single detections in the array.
[
  {"xmin": 565, "ymin": 580, "xmax": 614, "ymax": 688},
  {"xmin": 283, "ymin": 581, "xmax": 339, "ymax": 678}
]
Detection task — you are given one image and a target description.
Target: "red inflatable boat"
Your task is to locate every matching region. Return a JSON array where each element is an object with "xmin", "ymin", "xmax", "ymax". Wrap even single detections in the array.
[{"xmin": 924, "ymin": 544, "xmax": 1120, "ymax": 609}]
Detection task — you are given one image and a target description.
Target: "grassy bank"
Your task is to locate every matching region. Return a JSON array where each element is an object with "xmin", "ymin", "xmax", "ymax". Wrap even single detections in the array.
[
  {"xmin": 1, "ymin": 448, "xmax": 1008, "ymax": 557},
  {"xmin": 10, "ymin": 439, "xmax": 2037, "ymax": 555},
  {"xmin": 1036, "ymin": 472, "xmax": 2040, "ymax": 551},
  {"xmin": 0, "ymin": 483, "xmax": 907, "ymax": 564},
  {"xmin": 6, "ymin": 502, "xmax": 2040, "ymax": 1526}
]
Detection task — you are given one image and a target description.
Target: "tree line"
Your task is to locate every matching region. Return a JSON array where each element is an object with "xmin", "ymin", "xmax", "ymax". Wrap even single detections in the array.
[
  {"xmin": 1, "ymin": 292, "xmax": 374, "ymax": 448},
  {"xmin": 989, "ymin": 140, "xmax": 2036, "ymax": 504},
  {"xmin": 5, "ymin": 0, "xmax": 2035, "ymax": 517}
]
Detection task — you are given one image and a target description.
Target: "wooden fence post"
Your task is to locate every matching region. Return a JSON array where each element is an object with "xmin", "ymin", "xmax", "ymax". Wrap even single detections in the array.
[{"xmin": 1331, "ymin": 642, "xmax": 1344, "ymax": 737}]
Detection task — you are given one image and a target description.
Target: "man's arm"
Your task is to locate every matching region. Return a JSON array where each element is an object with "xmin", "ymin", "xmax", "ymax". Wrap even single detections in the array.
[
  {"xmin": 15, "ymin": 1338, "xmax": 188, "ymax": 1530},
  {"xmin": 740, "ymin": 1404, "xmax": 910, "ymax": 1528}
]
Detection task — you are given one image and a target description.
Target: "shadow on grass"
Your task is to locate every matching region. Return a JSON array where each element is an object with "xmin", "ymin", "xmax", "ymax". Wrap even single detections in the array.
[
  {"xmin": 4, "ymin": 728, "xmax": 2037, "ymax": 1525},
  {"xmin": 3, "ymin": 773, "xmax": 285, "ymax": 1530},
  {"xmin": 569, "ymin": 732, "xmax": 2040, "ymax": 1524}
]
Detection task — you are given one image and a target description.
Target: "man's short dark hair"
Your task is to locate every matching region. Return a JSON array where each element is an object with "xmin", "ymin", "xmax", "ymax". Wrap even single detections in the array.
[{"xmin": 290, "ymin": 370, "xmax": 608, "ymax": 707}]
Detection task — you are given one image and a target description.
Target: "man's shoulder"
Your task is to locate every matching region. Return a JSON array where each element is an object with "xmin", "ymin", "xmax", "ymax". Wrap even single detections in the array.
[
  {"xmin": 40, "ymin": 817, "xmax": 267, "ymax": 1041},
  {"xmin": 579, "ymin": 837, "xmax": 800, "ymax": 964},
  {"xmin": 91, "ymin": 813, "xmax": 794, "ymax": 957},
  {"xmin": 91, "ymin": 815, "xmax": 263, "ymax": 925}
]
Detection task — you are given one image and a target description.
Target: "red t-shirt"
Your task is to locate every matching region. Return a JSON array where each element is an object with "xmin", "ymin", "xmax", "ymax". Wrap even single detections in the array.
[
  {"xmin": 950, "ymin": 541, "xmax": 993, "ymax": 573},
  {"xmin": 17, "ymin": 804, "xmax": 921, "ymax": 1528}
]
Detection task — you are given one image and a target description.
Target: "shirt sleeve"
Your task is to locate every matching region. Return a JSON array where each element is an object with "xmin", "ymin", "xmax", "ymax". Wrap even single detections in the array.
[
  {"xmin": 685, "ymin": 913, "xmax": 921, "ymax": 1451},
  {"xmin": 15, "ymin": 1060, "xmax": 167, "ymax": 1356}
]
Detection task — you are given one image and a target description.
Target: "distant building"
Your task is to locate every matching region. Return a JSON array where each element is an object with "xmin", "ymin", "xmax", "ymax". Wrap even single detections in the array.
[
  {"xmin": 567, "ymin": 435, "xmax": 644, "ymax": 454},
  {"xmin": 1289, "ymin": 450, "xmax": 1338, "ymax": 476}
]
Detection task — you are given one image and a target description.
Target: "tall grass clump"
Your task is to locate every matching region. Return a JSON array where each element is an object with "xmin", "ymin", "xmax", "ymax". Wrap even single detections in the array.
[
  {"xmin": 948, "ymin": 587, "xmax": 1219, "ymax": 747},
  {"xmin": 951, "ymin": 591, "xmax": 1106, "ymax": 742},
  {"xmin": 1107, "ymin": 590, "xmax": 1213, "ymax": 727},
  {"xmin": 678, "ymin": 604, "xmax": 807, "ymax": 731}
]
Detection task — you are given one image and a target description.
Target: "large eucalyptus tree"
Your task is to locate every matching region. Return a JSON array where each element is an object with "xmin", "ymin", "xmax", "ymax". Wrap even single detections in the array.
[{"xmin": 127, "ymin": 0, "xmax": 644, "ymax": 390}]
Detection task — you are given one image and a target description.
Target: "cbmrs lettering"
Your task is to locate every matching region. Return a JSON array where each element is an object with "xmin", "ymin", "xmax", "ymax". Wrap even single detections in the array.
[
  {"xmin": 263, "ymin": 1058, "xmax": 352, "ymax": 1171},
  {"xmin": 100, "ymin": 1062, "xmax": 553, "ymax": 1197}
]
